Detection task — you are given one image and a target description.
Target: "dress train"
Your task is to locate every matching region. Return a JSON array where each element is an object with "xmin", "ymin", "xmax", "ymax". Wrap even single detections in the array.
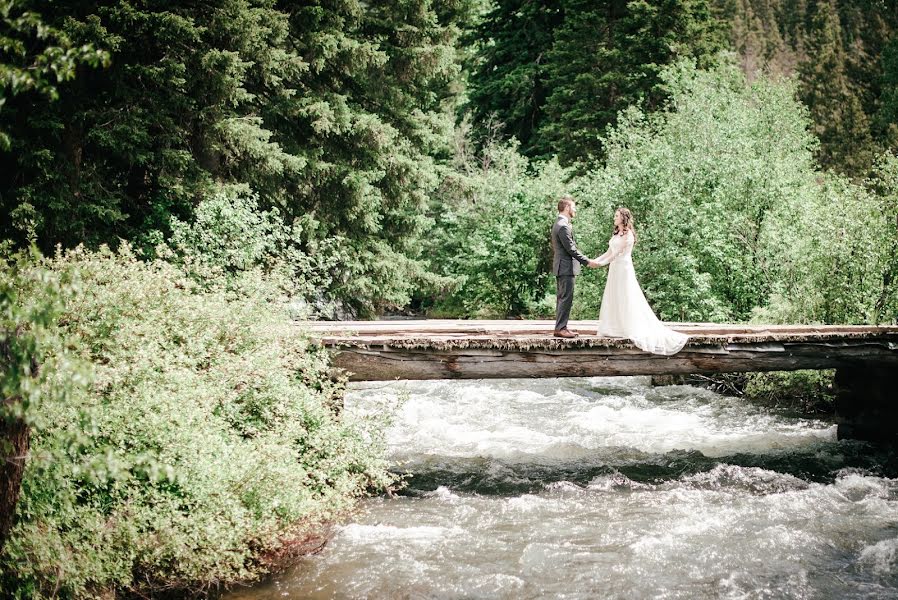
[{"xmin": 595, "ymin": 231, "xmax": 688, "ymax": 356}]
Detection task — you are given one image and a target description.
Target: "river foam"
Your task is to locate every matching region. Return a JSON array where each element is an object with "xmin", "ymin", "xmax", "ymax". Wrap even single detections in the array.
[
  {"xmin": 358, "ymin": 377, "xmax": 836, "ymax": 463},
  {"xmin": 225, "ymin": 376, "xmax": 898, "ymax": 600}
]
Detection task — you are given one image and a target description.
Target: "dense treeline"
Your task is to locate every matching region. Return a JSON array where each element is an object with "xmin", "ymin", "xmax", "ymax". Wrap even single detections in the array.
[
  {"xmin": 716, "ymin": 0, "xmax": 898, "ymax": 177},
  {"xmin": 1, "ymin": 0, "xmax": 475, "ymax": 315},
  {"xmin": 2, "ymin": 0, "xmax": 898, "ymax": 597},
  {"xmin": 2, "ymin": 1, "xmax": 896, "ymax": 313},
  {"xmin": 464, "ymin": 0, "xmax": 727, "ymax": 164},
  {"xmin": 464, "ymin": 0, "xmax": 898, "ymax": 176},
  {"xmin": 432, "ymin": 61, "xmax": 898, "ymax": 324}
]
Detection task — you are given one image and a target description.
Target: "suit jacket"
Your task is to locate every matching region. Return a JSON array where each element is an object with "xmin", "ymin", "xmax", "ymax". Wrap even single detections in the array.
[{"xmin": 552, "ymin": 215, "xmax": 591, "ymax": 276}]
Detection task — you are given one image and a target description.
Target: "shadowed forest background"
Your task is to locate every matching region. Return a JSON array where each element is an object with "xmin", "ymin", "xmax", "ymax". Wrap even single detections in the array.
[{"xmin": 1, "ymin": 0, "xmax": 897, "ymax": 597}]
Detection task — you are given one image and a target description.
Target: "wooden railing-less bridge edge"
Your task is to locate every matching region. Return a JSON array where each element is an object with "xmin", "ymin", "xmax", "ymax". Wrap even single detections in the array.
[{"xmin": 304, "ymin": 320, "xmax": 898, "ymax": 443}]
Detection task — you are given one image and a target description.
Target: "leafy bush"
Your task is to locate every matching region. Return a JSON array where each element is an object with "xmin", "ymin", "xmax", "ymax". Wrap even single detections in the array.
[
  {"xmin": 744, "ymin": 370, "xmax": 836, "ymax": 414},
  {"xmin": 0, "ymin": 247, "xmax": 73, "ymax": 426},
  {"xmin": 0, "ymin": 247, "xmax": 87, "ymax": 567},
  {"xmin": 161, "ymin": 184, "xmax": 345, "ymax": 318},
  {"xmin": 0, "ymin": 247, "xmax": 396, "ymax": 598},
  {"xmin": 572, "ymin": 58, "xmax": 819, "ymax": 322},
  {"xmin": 424, "ymin": 143, "xmax": 572, "ymax": 317},
  {"xmin": 755, "ymin": 171, "xmax": 894, "ymax": 325},
  {"xmin": 867, "ymin": 152, "xmax": 898, "ymax": 323},
  {"xmin": 162, "ymin": 183, "xmax": 443, "ymax": 319}
]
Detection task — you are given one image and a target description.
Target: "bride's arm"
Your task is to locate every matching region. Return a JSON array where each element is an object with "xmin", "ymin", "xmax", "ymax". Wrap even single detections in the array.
[
  {"xmin": 595, "ymin": 238, "xmax": 618, "ymax": 266},
  {"xmin": 596, "ymin": 233, "xmax": 634, "ymax": 265}
]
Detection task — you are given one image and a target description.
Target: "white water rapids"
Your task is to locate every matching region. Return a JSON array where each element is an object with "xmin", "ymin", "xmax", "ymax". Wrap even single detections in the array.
[{"xmin": 226, "ymin": 377, "xmax": 898, "ymax": 599}]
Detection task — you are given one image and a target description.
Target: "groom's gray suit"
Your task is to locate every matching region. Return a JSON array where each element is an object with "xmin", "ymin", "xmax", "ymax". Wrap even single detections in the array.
[{"xmin": 552, "ymin": 215, "xmax": 591, "ymax": 331}]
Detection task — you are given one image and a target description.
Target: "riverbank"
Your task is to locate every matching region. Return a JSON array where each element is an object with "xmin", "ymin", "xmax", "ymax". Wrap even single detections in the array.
[{"xmin": 0, "ymin": 249, "xmax": 396, "ymax": 599}]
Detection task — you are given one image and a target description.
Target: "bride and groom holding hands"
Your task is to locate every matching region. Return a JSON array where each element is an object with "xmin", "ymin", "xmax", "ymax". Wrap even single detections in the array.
[{"xmin": 551, "ymin": 195, "xmax": 688, "ymax": 356}]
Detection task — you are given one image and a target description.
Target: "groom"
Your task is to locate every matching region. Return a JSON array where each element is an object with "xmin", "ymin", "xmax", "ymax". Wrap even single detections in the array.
[{"xmin": 552, "ymin": 195, "xmax": 598, "ymax": 338}]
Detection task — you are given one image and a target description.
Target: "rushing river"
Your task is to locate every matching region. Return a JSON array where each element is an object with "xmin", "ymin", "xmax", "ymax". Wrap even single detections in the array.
[{"xmin": 226, "ymin": 377, "xmax": 898, "ymax": 599}]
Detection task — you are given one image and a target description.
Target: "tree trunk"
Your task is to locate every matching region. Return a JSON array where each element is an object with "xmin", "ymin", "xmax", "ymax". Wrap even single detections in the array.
[{"xmin": 0, "ymin": 398, "xmax": 30, "ymax": 552}]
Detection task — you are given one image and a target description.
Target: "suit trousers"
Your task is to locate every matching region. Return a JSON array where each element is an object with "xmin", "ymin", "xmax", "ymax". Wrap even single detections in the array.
[{"xmin": 555, "ymin": 275, "xmax": 575, "ymax": 331}]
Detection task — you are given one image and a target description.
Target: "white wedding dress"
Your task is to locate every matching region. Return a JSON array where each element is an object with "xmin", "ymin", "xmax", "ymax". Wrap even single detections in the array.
[{"xmin": 595, "ymin": 231, "xmax": 688, "ymax": 355}]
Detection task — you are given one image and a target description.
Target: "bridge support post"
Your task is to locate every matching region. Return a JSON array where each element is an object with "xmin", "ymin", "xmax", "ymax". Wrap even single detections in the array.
[{"xmin": 835, "ymin": 366, "xmax": 898, "ymax": 443}]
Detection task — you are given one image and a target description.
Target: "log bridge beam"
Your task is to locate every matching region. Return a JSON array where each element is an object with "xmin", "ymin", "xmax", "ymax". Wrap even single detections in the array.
[{"xmin": 306, "ymin": 320, "xmax": 898, "ymax": 443}]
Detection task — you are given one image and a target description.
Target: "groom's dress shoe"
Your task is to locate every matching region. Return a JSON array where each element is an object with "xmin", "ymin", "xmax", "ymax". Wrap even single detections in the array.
[{"xmin": 554, "ymin": 329, "xmax": 578, "ymax": 339}]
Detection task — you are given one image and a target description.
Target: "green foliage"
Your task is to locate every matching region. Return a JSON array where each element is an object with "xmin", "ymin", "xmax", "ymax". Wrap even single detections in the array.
[
  {"xmin": 0, "ymin": 248, "xmax": 65, "ymax": 423},
  {"xmin": 431, "ymin": 58, "xmax": 898, "ymax": 325},
  {"xmin": 0, "ymin": 248, "xmax": 396, "ymax": 598},
  {"xmin": 756, "ymin": 169, "xmax": 895, "ymax": 324},
  {"xmin": 877, "ymin": 36, "xmax": 898, "ymax": 148},
  {"xmin": 573, "ymin": 59, "xmax": 819, "ymax": 322},
  {"xmin": 798, "ymin": 0, "xmax": 874, "ymax": 176},
  {"xmin": 274, "ymin": 0, "xmax": 473, "ymax": 300},
  {"xmin": 744, "ymin": 370, "xmax": 836, "ymax": 414},
  {"xmin": 425, "ymin": 143, "xmax": 571, "ymax": 316},
  {"xmin": 864, "ymin": 151, "xmax": 898, "ymax": 322},
  {"xmin": 2, "ymin": 0, "xmax": 896, "ymax": 317},
  {"xmin": 163, "ymin": 184, "xmax": 317, "ymax": 309},
  {"xmin": 540, "ymin": 0, "xmax": 725, "ymax": 165},
  {"xmin": 163, "ymin": 183, "xmax": 438, "ymax": 318},
  {"xmin": 714, "ymin": 0, "xmax": 898, "ymax": 177},
  {"xmin": 0, "ymin": 0, "xmax": 474, "ymax": 314},
  {"xmin": 462, "ymin": 0, "xmax": 563, "ymax": 156},
  {"xmin": 0, "ymin": 0, "xmax": 109, "ymax": 149},
  {"xmin": 464, "ymin": 0, "xmax": 725, "ymax": 165},
  {"xmin": 168, "ymin": 186, "xmax": 282, "ymax": 275}
]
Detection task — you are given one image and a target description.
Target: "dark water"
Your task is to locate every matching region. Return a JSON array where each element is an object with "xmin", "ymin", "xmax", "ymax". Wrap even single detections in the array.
[{"xmin": 225, "ymin": 377, "xmax": 898, "ymax": 599}]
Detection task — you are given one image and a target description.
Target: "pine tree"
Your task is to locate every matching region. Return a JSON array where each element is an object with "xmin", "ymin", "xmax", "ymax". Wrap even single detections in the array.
[
  {"xmin": 799, "ymin": 0, "xmax": 874, "ymax": 174},
  {"xmin": 0, "ymin": 1, "xmax": 108, "ymax": 150},
  {"xmin": 0, "ymin": 0, "xmax": 474, "ymax": 313},
  {"xmin": 876, "ymin": 36, "xmax": 898, "ymax": 146},
  {"xmin": 715, "ymin": 0, "xmax": 897, "ymax": 176},
  {"xmin": 267, "ymin": 0, "xmax": 474, "ymax": 310},
  {"xmin": 462, "ymin": 0, "xmax": 563, "ymax": 155},
  {"xmin": 722, "ymin": 0, "xmax": 795, "ymax": 76},
  {"xmin": 536, "ymin": 0, "xmax": 628, "ymax": 164},
  {"xmin": 539, "ymin": 0, "xmax": 725, "ymax": 166},
  {"xmin": 0, "ymin": 1, "xmax": 300, "ymax": 247},
  {"xmin": 836, "ymin": 0, "xmax": 898, "ymax": 160}
]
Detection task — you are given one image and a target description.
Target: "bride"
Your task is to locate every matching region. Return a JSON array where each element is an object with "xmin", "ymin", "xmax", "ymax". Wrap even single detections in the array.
[{"xmin": 594, "ymin": 208, "xmax": 688, "ymax": 355}]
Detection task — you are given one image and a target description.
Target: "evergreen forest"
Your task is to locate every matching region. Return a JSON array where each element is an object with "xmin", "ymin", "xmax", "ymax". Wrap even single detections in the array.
[{"xmin": 1, "ymin": 0, "xmax": 897, "ymax": 597}]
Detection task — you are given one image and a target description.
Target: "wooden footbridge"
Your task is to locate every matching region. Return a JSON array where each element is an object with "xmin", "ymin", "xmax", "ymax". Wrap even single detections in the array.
[{"xmin": 307, "ymin": 320, "xmax": 898, "ymax": 442}]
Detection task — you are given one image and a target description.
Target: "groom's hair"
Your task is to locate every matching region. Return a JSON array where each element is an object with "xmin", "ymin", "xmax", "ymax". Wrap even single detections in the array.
[{"xmin": 557, "ymin": 195, "xmax": 574, "ymax": 213}]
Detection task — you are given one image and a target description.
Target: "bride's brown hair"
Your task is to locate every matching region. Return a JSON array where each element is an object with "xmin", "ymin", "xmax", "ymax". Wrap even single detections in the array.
[{"xmin": 613, "ymin": 207, "xmax": 637, "ymax": 241}]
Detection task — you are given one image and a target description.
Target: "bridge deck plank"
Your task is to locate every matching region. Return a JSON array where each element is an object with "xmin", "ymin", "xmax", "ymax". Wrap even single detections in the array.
[{"xmin": 298, "ymin": 321, "xmax": 898, "ymax": 381}]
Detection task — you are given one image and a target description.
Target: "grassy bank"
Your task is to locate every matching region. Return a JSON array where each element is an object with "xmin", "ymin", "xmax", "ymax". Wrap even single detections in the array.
[{"xmin": 0, "ymin": 247, "xmax": 396, "ymax": 598}]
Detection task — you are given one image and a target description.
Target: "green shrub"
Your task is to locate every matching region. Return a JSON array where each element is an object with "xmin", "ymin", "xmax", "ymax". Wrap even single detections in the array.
[
  {"xmin": 573, "ymin": 58, "xmax": 820, "ymax": 322},
  {"xmin": 744, "ymin": 370, "xmax": 836, "ymax": 414},
  {"xmin": 756, "ymin": 163, "xmax": 896, "ymax": 325},
  {"xmin": 424, "ymin": 143, "xmax": 572, "ymax": 317},
  {"xmin": 162, "ymin": 183, "xmax": 445, "ymax": 319},
  {"xmin": 863, "ymin": 151, "xmax": 898, "ymax": 323},
  {"xmin": 0, "ymin": 247, "xmax": 396, "ymax": 598},
  {"xmin": 0, "ymin": 247, "xmax": 74, "ymax": 427},
  {"xmin": 162, "ymin": 184, "xmax": 341, "ymax": 317}
]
